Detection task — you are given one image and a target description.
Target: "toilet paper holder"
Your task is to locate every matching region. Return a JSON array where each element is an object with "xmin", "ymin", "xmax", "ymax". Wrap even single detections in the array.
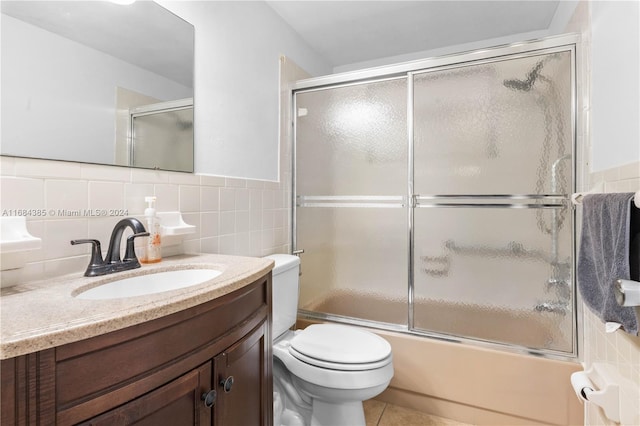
[
  {"xmin": 571, "ymin": 362, "xmax": 638, "ymax": 424},
  {"xmin": 614, "ymin": 279, "xmax": 640, "ymax": 307}
]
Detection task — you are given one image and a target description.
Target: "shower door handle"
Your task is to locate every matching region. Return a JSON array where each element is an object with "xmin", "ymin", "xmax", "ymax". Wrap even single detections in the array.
[{"xmin": 293, "ymin": 249, "xmax": 304, "ymax": 276}]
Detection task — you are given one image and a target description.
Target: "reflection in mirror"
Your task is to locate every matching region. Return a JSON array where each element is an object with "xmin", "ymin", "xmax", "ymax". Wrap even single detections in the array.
[
  {"xmin": 129, "ymin": 99, "xmax": 194, "ymax": 172},
  {"xmin": 1, "ymin": 1, "xmax": 195, "ymax": 172}
]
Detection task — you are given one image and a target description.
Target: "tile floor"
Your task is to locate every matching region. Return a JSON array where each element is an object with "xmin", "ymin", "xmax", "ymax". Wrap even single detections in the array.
[{"xmin": 364, "ymin": 400, "xmax": 474, "ymax": 426}]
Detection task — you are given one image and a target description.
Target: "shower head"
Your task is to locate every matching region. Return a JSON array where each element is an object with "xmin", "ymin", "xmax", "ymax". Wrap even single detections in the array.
[{"xmin": 503, "ymin": 60, "xmax": 545, "ymax": 92}]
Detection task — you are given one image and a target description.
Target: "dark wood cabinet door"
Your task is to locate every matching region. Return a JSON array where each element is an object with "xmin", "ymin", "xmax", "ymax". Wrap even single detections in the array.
[
  {"xmin": 81, "ymin": 362, "xmax": 213, "ymax": 426},
  {"xmin": 214, "ymin": 321, "xmax": 271, "ymax": 426}
]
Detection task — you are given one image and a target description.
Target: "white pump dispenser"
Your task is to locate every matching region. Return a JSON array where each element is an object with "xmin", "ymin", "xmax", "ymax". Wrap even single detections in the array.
[{"xmin": 141, "ymin": 196, "xmax": 161, "ymax": 263}]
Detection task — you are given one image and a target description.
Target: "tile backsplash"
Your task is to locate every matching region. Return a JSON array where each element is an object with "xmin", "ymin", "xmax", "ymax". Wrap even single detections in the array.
[
  {"xmin": 0, "ymin": 156, "xmax": 290, "ymax": 284},
  {"xmin": 583, "ymin": 160, "xmax": 640, "ymax": 425}
]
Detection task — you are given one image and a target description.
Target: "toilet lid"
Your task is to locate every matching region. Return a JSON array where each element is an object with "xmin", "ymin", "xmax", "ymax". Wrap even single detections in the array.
[{"xmin": 290, "ymin": 324, "xmax": 391, "ymax": 366}]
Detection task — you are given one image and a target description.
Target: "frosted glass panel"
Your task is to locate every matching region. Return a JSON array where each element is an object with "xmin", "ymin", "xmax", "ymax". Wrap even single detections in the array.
[
  {"xmin": 414, "ymin": 52, "xmax": 572, "ymax": 195},
  {"xmin": 296, "ymin": 78, "xmax": 407, "ymax": 196},
  {"xmin": 413, "ymin": 207, "xmax": 573, "ymax": 352},
  {"xmin": 295, "ymin": 78, "xmax": 409, "ymax": 326},
  {"xmin": 131, "ymin": 107, "xmax": 193, "ymax": 172},
  {"xmin": 297, "ymin": 207, "xmax": 408, "ymax": 325}
]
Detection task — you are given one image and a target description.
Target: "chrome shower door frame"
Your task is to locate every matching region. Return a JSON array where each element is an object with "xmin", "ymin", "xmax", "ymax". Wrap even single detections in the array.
[{"xmin": 292, "ymin": 34, "xmax": 580, "ymax": 360}]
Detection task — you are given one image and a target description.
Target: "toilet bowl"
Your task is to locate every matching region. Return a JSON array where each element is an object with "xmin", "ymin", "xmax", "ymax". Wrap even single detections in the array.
[{"xmin": 266, "ymin": 254, "xmax": 393, "ymax": 426}]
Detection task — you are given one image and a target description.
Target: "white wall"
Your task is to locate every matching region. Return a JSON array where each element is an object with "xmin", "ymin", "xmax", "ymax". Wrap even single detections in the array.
[
  {"xmin": 1, "ymin": 14, "xmax": 192, "ymax": 165},
  {"xmin": 590, "ymin": 0, "xmax": 640, "ymax": 172},
  {"xmin": 158, "ymin": 1, "xmax": 332, "ymax": 181}
]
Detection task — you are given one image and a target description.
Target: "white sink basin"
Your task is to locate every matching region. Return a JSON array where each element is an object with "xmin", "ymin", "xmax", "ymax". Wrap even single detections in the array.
[{"xmin": 75, "ymin": 269, "xmax": 222, "ymax": 300}]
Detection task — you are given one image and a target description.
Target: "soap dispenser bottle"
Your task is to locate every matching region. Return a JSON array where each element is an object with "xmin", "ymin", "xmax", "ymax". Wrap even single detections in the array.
[{"xmin": 141, "ymin": 196, "xmax": 162, "ymax": 263}]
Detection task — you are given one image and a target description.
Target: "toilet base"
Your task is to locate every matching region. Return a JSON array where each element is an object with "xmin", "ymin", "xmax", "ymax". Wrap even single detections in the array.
[
  {"xmin": 310, "ymin": 400, "xmax": 365, "ymax": 426},
  {"xmin": 274, "ymin": 358, "xmax": 390, "ymax": 426},
  {"xmin": 273, "ymin": 329, "xmax": 392, "ymax": 426}
]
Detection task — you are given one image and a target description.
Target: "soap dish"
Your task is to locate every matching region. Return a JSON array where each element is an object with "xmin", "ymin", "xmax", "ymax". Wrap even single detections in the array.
[
  {"xmin": 157, "ymin": 212, "xmax": 196, "ymax": 236},
  {"xmin": 1, "ymin": 216, "xmax": 42, "ymax": 271}
]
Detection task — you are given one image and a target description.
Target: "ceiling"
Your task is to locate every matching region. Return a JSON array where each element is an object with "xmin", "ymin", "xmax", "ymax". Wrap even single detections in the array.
[{"xmin": 266, "ymin": 1, "xmax": 562, "ymax": 68}]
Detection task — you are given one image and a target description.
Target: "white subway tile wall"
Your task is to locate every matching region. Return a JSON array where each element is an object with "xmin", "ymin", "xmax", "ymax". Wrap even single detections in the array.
[
  {"xmin": 0, "ymin": 156, "xmax": 291, "ymax": 281},
  {"xmin": 45, "ymin": 180, "xmax": 88, "ymax": 213},
  {"xmin": 584, "ymin": 160, "xmax": 640, "ymax": 426}
]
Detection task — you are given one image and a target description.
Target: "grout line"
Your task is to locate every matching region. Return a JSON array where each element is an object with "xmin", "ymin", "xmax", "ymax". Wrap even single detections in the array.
[{"xmin": 377, "ymin": 402, "xmax": 388, "ymax": 426}]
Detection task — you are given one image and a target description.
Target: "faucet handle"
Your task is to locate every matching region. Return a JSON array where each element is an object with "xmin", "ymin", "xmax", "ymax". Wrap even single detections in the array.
[
  {"xmin": 124, "ymin": 232, "xmax": 150, "ymax": 262},
  {"xmin": 70, "ymin": 239, "xmax": 105, "ymax": 276}
]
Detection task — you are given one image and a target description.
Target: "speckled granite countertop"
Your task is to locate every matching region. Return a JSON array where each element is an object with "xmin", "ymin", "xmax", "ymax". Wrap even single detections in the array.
[{"xmin": 0, "ymin": 254, "xmax": 274, "ymax": 360}]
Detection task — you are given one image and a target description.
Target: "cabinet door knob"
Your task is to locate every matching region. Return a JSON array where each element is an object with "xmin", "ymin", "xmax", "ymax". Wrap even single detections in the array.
[
  {"xmin": 219, "ymin": 376, "xmax": 234, "ymax": 393},
  {"xmin": 201, "ymin": 389, "xmax": 217, "ymax": 408}
]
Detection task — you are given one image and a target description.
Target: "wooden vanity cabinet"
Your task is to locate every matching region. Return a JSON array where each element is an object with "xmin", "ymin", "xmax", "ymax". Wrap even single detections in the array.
[{"xmin": 1, "ymin": 274, "xmax": 273, "ymax": 426}]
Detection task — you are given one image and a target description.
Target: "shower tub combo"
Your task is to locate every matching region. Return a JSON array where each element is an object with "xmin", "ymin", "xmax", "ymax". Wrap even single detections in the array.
[{"xmin": 291, "ymin": 35, "xmax": 583, "ymax": 425}]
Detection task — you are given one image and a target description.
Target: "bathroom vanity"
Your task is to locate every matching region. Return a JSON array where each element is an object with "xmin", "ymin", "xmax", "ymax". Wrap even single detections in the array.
[{"xmin": 0, "ymin": 254, "xmax": 273, "ymax": 425}]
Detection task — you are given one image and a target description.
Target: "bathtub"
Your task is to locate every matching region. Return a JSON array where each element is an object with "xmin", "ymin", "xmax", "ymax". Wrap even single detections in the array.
[{"xmin": 298, "ymin": 291, "xmax": 583, "ymax": 425}]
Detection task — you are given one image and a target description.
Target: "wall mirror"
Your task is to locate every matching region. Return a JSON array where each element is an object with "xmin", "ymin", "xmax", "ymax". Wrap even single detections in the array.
[{"xmin": 1, "ymin": 1, "xmax": 195, "ymax": 172}]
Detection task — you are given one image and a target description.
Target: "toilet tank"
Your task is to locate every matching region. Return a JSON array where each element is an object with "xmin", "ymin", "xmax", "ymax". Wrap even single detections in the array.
[{"xmin": 264, "ymin": 254, "xmax": 300, "ymax": 339}]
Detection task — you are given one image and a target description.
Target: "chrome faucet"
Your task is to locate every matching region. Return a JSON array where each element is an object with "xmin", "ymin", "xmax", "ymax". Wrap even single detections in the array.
[{"xmin": 71, "ymin": 218, "xmax": 149, "ymax": 277}]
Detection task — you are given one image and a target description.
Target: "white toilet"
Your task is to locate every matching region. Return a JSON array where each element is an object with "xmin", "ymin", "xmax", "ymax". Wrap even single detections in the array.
[{"xmin": 266, "ymin": 254, "xmax": 394, "ymax": 426}]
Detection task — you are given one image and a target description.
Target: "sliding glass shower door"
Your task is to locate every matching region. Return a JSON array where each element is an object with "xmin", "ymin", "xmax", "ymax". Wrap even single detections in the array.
[
  {"xmin": 412, "ymin": 52, "xmax": 574, "ymax": 352},
  {"xmin": 294, "ymin": 42, "xmax": 576, "ymax": 355},
  {"xmin": 295, "ymin": 78, "xmax": 409, "ymax": 326}
]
